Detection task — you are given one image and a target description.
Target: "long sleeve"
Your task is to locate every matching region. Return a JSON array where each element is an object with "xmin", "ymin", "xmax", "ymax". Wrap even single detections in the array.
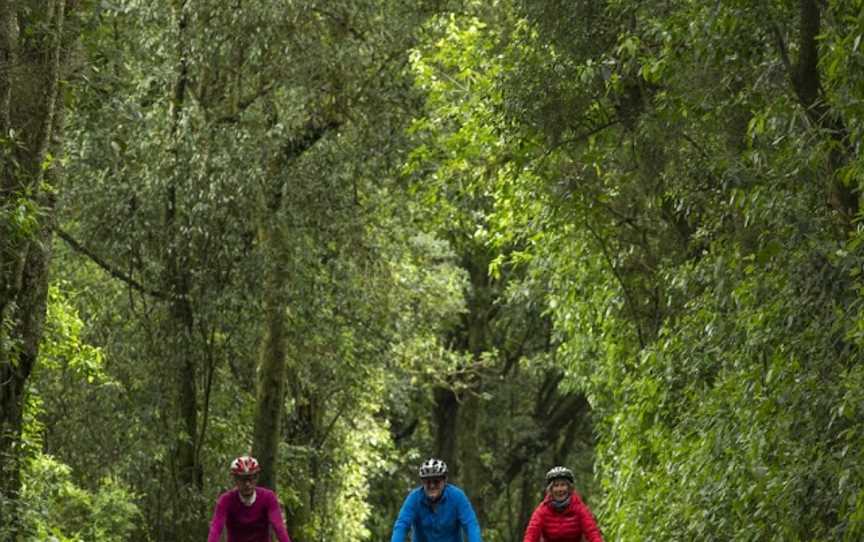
[
  {"xmin": 574, "ymin": 497, "xmax": 603, "ymax": 542},
  {"xmin": 390, "ymin": 492, "xmax": 416, "ymax": 542},
  {"xmin": 456, "ymin": 491, "xmax": 483, "ymax": 542},
  {"xmin": 522, "ymin": 504, "xmax": 544, "ymax": 542},
  {"xmin": 207, "ymin": 495, "xmax": 229, "ymax": 542},
  {"xmin": 266, "ymin": 494, "xmax": 293, "ymax": 542}
]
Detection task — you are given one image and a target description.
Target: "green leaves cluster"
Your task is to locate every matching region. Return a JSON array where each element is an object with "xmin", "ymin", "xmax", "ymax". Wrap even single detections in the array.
[
  {"xmin": 13, "ymin": 0, "xmax": 864, "ymax": 540},
  {"xmin": 403, "ymin": 0, "xmax": 864, "ymax": 540},
  {"xmin": 9, "ymin": 285, "xmax": 139, "ymax": 542},
  {"xmin": 45, "ymin": 1, "xmax": 471, "ymax": 540},
  {"xmin": 17, "ymin": 455, "xmax": 139, "ymax": 542}
]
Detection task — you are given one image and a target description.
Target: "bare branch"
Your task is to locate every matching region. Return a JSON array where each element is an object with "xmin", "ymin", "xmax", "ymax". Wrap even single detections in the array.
[
  {"xmin": 770, "ymin": 22, "xmax": 794, "ymax": 83},
  {"xmin": 53, "ymin": 226, "xmax": 168, "ymax": 300}
]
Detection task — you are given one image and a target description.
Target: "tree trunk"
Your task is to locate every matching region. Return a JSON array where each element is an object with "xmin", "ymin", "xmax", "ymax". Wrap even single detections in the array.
[
  {"xmin": 0, "ymin": 0, "xmax": 75, "ymax": 535},
  {"xmin": 429, "ymin": 246, "xmax": 493, "ymax": 506},
  {"xmin": 165, "ymin": 189, "xmax": 201, "ymax": 496},
  {"xmin": 459, "ymin": 394, "xmax": 486, "ymax": 519},
  {"xmin": 0, "ymin": 213, "xmax": 53, "ymax": 533},
  {"xmin": 788, "ymin": 0, "xmax": 859, "ymax": 219},
  {"xmin": 251, "ymin": 117, "xmax": 337, "ymax": 493},
  {"xmin": 517, "ymin": 472, "xmax": 536, "ymax": 542},
  {"xmin": 458, "ymin": 249, "xmax": 492, "ymax": 515},
  {"xmin": 159, "ymin": 6, "xmax": 204, "ymax": 539},
  {"xmin": 432, "ymin": 386, "xmax": 460, "ymax": 471},
  {"xmin": 282, "ymin": 374, "xmax": 316, "ymax": 537},
  {"xmin": 252, "ymin": 216, "xmax": 289, "ymax": 492}
]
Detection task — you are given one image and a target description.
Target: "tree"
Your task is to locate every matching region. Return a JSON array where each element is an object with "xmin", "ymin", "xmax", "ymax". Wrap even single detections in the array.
[
  {"xmin": 56, "ymin": 0, "xmax": 457, "ymax": 539},
  {"xmin": 468, "ymin": 0, "xmax": 864, "ymax": 539},
  {"xmin": 0, "ymin": 1, "xmax": 81, "ymax": 534},
  {"xmin": 398, "ymin": 11, "xmax": 601, "ymax": 539}
]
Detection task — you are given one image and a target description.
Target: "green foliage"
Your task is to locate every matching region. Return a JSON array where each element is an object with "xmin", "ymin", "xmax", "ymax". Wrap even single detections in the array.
[
  {"xmin": 0, "ymin": 194, "xmax": 41, "ymax": 245},
  {"xmin": 400, "ymin": 11, "xmax": 603, "ymax": 541},
  {"xmin": 594, "ymin": 242, "xmax": 864, "ymax": 540},
  {"xmin": 18, "ymin": 454, "xmax": 139, "ymax": 542},
  {"xmin": 54, "ymin": 1, "xmax": 467, "ymax": 540},
  {"xmin": 477, "ymin": 1, "xmax": 864, "ymax": 540},
  {"xmin": 39, "ymin": 284, "xmax": 107, "ymax": 381},
  {"xmin": 10, "ymin": 0, "xmax": 862, "ymax": 541},
  {"xmin": 9, "ymin": 284, "xmax": 138, "ymax": 541},
  {"xmin": 401, "ymin": 1, "xmax": 864, "ymax": 540}
]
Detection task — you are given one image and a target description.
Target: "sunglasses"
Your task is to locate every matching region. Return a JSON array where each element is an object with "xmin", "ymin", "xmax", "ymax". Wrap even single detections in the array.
[{"xmin": 422, "ymin": 477, "xmax": 445, "ymax": 486}]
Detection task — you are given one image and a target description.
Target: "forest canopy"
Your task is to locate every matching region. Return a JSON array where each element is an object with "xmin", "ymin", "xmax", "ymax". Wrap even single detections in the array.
[{"xmin": 2, "ymin": 0, "xmax": 864, "ymax": 541}]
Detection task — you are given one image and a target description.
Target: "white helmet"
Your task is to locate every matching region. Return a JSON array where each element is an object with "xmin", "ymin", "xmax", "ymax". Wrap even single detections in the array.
[
  {"xmin": 545, "ymin": 466, "xmax": 575, "ymax": 483},
  {"xmin": 418, "ymin": 458, "xmax": 448, "ymax": 479}
]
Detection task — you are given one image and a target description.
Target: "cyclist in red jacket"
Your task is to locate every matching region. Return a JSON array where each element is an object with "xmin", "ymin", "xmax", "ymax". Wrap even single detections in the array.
[{"xmin": 522, "ymin": 466, "xmax": 603, "ymax": 542}]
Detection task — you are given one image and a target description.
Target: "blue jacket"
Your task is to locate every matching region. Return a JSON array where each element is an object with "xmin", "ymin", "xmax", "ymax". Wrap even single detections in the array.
[{"xmin": 390, "ymin": 484, "xmax": 482, "ymax": 542}]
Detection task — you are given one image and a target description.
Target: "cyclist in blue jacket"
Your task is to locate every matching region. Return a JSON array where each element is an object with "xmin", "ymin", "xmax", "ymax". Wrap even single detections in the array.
[{"xmin": 390, "ymin": 458, "xmax": 483, "ymax": 542}]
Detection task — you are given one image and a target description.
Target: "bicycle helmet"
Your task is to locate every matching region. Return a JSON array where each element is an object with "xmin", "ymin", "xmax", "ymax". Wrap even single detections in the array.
[
  {"xmin": 230, "ymin": 456, "xmax": 261, "ymax": 476},
  {"xmin": 545, "ymin": 466, "xmax": 575, "ymax": 484},
  {"xmin": 418, "ymin": 458, "xmax": 448, "ymax": 479}
]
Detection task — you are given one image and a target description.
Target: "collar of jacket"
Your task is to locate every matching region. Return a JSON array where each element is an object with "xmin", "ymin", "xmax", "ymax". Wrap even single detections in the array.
[
  {"xmin": 422, "ymin": 483, "xmax": 450, "ymax": 507},
  {"xmin": 543, "ymin": 491, "xmax": 574, "ymax": 507}
]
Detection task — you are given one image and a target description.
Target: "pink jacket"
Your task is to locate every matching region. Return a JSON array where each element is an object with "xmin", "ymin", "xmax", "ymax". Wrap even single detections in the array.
[
  {"xmin": 523, "ymin": 491, "xmax": 603, "ymax": 542},
  {"xmin": 207, "ymin": 487, "xmax": 292, "ymax": 542}
]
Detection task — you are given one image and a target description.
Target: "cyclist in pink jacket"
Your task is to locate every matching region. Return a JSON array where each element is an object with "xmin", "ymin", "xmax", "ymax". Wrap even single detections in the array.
[{"xmin": 207, "ymin": 456, "xmax": 293, "ymax": 542}]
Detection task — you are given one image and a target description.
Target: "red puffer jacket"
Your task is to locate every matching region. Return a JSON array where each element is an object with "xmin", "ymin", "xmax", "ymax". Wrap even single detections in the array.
[{"xmin": 522, "ymin": 491, "xmax": 603, "ymax": 542}]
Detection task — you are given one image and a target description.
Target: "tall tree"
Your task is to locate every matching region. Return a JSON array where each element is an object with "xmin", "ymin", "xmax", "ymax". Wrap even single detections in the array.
[
  {"xmin": 55, "ymin": 1, "xmax": 456, "ymax": 539},
  {"xmin": 398, "ymin": 11, "xmax": 601, "ymax": 539},
  {"xmin": 0, "ymin": 0, "xmax": 80, "ymax": 534},
  {"xmin": 464, "ymin": 0, "xmax": 864, "ymax": 539}
]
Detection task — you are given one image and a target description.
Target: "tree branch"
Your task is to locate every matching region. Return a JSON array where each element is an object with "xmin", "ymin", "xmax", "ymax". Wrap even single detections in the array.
[
  {"xmin": 210, "ymin": 80, "xmax": 277, "ymax": 125},
  {"xmin": 584, "ymin": 220, "xmax": 647, "ymax": 349},
  {"xmin": 0, "ymin": 0, "xmax": 15, "ymax": 136},
  {"xmin": 282, "ymin": 118, "xmax": 341, "ymax": 162},
  {"xmin": 500, "ymin": 392, "xmax": 589, "ymax": 488},
  {"xmin": 769, "ymin": 22, "xmax": 794, "ymax": 83},
  {"xmin": 795, "ymin": 0, "xmax": 822, "ymax": 112},
  {"xmin": 53, "ymin": 227, "xmax": 168, "ymax": 299},
  {"xmin": 542, "ymin": 119, "xmax": 621, "ymax": 159}
]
